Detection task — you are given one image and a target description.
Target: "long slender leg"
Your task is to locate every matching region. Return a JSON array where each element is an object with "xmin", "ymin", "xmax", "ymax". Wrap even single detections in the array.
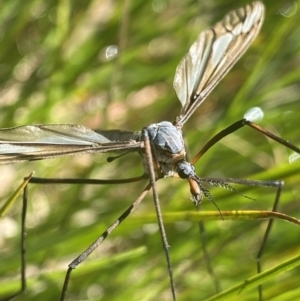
[
  {"xmin": 0, "ymin": 174, "xmax": 33, "ymax": 301},
  {"xmin": 191, "ymin": 119, "xmax": 300, "ymax": 164},
  {"xmin": 59, "ymin": 182, "xmax": 151, "ymax": 301},
  {"xmin": 256, "ymin": 184, "xmax": 283, "ymax": 301},
  {"xmin": 5, "ymin": 168, "xmax": 174, "ymax": 301},
  {"xmin": 29, "ymin": 175, "xmax": 146, "ymax": 185},
  {"xmin": 195, "ymin": 176, "xmax": 285, "ymax": 300},
  {"xmin": 142, "ymin": 128, "xmax": 177, "ymax": 301},
  {"xmin": 192, "ymin": 177, "xmax": 285, "ymax": 298},
  {"xmin": 0, "ymin": 174, "xmax": 146, "ymax": 301},
  {"xmin": 245, "ymin": 120, "xmax": 300, "ymax": 154},
  {"xmin": 200, "ymin": 177, "xmax": 285, "ymax": 290},
  {"xmin": 20, "ymin": 181, "xmax": 28, "ymax": 295},
  {"xmin": 189, "ymin": 118, "xmax": 300, "ymax": 300}
]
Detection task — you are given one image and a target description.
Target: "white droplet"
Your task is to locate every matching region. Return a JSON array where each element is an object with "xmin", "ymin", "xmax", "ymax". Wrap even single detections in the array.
[
  {"xmin": 105, "ymin": 45, "xmax": 118, "ymax": 60},
  {"xmin": 244, "ymin": 107, "xmax": 264, "ymax": 122},
  {"xmin": 152, "ymin": 0, "xmax": 166, "ymax": 13},
  {"xmin": 279, "ymin": 1, "xmax": 298, "ymax": 17}
]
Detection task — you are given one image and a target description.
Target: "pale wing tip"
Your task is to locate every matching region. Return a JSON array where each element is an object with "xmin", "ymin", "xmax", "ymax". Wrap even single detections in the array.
[
  {"xmin": 252, "ymin": 1, "xmax": 265, "ymax": 21},
  {"xmin": 244, "ymin": 107, "xmax": 264, "ymax": 122}
]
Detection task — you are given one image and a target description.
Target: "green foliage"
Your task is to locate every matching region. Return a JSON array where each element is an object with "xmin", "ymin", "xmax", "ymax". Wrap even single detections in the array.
[{"xmin": 1, "ymin": 1, "xmax": 300, "ymax": 300}]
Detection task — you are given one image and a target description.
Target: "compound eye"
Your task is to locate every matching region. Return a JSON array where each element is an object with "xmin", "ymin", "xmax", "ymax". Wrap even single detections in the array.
[
  {"xmin": 178, "ymin": 168, "xmax": 189, "ymax": 179},
  {"xmin": 177, "ymin": 161, "xmax": 195, "ymax": 179}
]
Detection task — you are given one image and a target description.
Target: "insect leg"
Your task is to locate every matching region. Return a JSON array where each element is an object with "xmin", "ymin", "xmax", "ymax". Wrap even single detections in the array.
[
  {"xmin": 142, "ymin": 128, "xmax": 176, "ymax": 301},
  {"xmin": 29, "ymin": 175, "xmax": 146, "ymax": 185},
  {"xmin": 59, "ymin": 182, "xmax": 152, "ymax": 301},
  {"xmin": 191, "ymin": 118, "xmax": 300, "ymax": 164},
  {"xmin": 198, "ymin": 176, "xmax": 284, "ymax": 300},
  {"xmin": 189, "ymin": 118, "xmax": 299, "ymax": 299},
  {"xmin": 0, "ymin": 174, "xmax": 33, "ymax": 300},
  {"xmin": 256, "ymin": 183, "xmax": 283, "ymax": 301},
  {"xmin": 0, "ymin": 174, "xmax": 147, "ymax": 300}
]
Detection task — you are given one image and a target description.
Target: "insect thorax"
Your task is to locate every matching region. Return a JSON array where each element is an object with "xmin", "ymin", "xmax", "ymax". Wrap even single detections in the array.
[{"xmin": 140, "ymin": 121, "xmax": 186, "ymax": 178}]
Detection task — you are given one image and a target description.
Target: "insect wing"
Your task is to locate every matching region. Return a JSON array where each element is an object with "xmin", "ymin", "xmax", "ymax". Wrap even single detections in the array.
[
  {"xmin": 0, "ymin": 124, "xmax": 140, "ymax": 164},
  {"xmin": 174, "ymin": 1, "xmax": 265, "ymax": 126}
]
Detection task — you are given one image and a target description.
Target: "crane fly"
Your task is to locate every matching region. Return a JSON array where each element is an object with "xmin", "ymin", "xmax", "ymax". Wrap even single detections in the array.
[{"xmin": 1, "ymin": 1, "xmax": 300, "ymax": 300}]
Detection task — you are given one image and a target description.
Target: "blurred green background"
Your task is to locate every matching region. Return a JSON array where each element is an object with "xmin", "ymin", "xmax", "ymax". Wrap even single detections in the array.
[{"xmin": 1, "ymin": 0, "xmax": 300, "ymax": 300}]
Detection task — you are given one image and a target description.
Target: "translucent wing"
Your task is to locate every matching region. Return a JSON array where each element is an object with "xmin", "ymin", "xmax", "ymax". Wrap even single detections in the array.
[
  {"xmin": 0, "ymin": 124, "xmax": 141, "ymax": 164},
  {"xmin": 174, "ymin": 1, "xmax": 265, "ymax": 126}
]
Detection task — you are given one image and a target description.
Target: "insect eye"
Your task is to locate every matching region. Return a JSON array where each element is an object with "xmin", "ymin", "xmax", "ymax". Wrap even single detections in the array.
[{"xmin": 177, "ymin": 161, "xmax": 195, "ymax": 179}]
